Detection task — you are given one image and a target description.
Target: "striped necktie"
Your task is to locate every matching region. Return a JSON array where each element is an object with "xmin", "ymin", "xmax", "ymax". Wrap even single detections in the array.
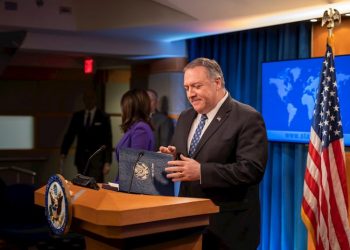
[{"xmin": 188, "ymin": 114, "xmax": 208, "ymax": 157}]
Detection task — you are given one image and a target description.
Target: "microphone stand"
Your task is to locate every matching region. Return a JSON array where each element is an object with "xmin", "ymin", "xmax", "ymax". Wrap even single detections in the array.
[
  {"xmin": 83, "ymin": 145, "xmax": 106, "ymax": 176},
  {"xmin": 72, "ymin": 145, "xmax": 106, "ymax": 190},
  {"xmin": 128, "ymin": 152, "xmax": 144, "ymax": 193}
]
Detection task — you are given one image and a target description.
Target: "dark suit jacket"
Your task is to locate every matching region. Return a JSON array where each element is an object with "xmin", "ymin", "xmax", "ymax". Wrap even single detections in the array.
[
  {"xmin": 172, "ymin": 96, "xmax": 268, "ymax": 249},
  {"xmin": 61, "ymin": 109, "xmax": 112, "ymax": 182},
  {"xmin": 151, "ymin": 110, "xmax": 174, "ymax": 149}
]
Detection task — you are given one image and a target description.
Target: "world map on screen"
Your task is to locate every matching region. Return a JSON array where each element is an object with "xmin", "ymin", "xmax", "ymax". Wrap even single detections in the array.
[{"xmin": 262, "ymin": 55, "xmax": 350, "ymax": 144}]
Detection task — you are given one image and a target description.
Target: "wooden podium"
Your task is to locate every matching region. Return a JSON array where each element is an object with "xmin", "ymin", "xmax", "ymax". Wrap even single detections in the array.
[{"xmin": 34, "ymin": 183, "xmax": 219, "ymax": 250}]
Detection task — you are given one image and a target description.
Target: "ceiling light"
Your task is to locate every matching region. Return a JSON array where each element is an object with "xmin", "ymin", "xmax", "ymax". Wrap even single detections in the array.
[{"xmin": 310, "ymin": 19, "xmax": 318, "ymax": 22}]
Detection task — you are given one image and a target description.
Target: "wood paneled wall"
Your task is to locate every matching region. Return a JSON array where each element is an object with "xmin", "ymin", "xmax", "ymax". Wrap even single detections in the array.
[{"xmin": 312, "ymin": 18, "xmax": 350, "ymax": 57}]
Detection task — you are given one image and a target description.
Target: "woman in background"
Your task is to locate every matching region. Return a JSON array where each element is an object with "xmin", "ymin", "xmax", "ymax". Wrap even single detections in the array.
[{"xmin": 115, "ymin": 89, "xmax": 155, "ymax": 162}]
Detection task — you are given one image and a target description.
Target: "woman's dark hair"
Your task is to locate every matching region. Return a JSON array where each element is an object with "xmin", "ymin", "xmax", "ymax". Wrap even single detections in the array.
[{"xmin": 120, "ymin": 89, "xmax": 152, "ymax": 132}]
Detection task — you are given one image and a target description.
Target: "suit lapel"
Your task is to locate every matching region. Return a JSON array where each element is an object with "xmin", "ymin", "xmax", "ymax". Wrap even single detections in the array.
[{"xmin": 192, "ymin": 97, "xmax": 233, "ymax": 158}]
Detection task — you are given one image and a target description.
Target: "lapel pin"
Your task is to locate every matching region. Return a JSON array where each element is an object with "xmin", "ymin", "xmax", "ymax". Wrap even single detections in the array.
[{"xmin": 216, "ymin": 116, "xmax": 221, "ymax": 122}]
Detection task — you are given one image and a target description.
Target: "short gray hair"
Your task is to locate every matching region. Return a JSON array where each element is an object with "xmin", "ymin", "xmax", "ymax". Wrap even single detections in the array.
[{"xmin": 184, "ymin": 57, "xmax": 225, "ymax": 86}]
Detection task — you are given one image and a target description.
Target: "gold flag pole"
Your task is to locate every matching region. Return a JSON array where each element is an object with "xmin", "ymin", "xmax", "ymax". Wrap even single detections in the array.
[
  {"xmin": 322, "ymin": 7, "xmax": 350, "ymax": 226},
  {"xmin": 307, "ymin": 9, "xmax": 343, "ymax": 250}
]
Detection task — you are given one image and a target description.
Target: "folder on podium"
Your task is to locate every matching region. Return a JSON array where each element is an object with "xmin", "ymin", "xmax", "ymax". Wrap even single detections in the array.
[{"xmin": 118, "ymin": 147, "xmax": 174, "ymax": 196}]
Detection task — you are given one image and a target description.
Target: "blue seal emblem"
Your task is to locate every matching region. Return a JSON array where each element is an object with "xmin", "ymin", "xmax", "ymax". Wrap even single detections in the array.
[{"xmin": 45, "ymin": 174, "xmax": 72, "ymax": 235}]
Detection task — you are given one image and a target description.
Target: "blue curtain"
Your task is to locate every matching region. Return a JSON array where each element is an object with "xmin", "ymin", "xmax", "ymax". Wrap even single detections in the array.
[{"xmin": 186, "ymin": 21, "xmax": 312, "ymax": 249}]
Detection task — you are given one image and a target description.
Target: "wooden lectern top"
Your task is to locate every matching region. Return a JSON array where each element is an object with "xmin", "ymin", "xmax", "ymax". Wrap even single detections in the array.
[{"xmin": 35, "ymin": 182, "xmax": 219, "ymax": 239}]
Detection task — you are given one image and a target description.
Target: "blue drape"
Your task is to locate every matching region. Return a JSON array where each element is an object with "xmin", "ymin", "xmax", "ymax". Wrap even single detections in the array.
[{"xmin": 186, "ymin": 22, "xmax": 311, "ymax": 249}]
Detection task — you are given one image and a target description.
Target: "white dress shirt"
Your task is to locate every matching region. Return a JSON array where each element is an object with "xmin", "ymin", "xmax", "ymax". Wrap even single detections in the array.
[
  {"xmin": 85, "ymin": 107, "xmax": 96, "ymax": 127},
  {"xmin": 187, "ymin": 91, "xmax": 229, "ymax": 151}
]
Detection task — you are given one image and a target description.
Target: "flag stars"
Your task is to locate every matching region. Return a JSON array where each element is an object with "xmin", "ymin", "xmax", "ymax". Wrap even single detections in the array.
[
  {"xmin": 304, "ymin": 45, "xmax": 348, "ymax": 250},
  {"xmin": 311, "ymin": 46, "xmax": 343, "ymax": 147}
]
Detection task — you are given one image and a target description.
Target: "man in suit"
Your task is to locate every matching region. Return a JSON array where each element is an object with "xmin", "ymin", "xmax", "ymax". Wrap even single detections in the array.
[
  {"xmin": 147, "ymin": 89, "xmax": 174, "ymax": 149},
  {"xmin": 60, "ymin": 89, "xmax": 112, "ymax": 183},
  {"xmin": 161, "ymin": 58, "xmax": 268, "ymax": 249}
]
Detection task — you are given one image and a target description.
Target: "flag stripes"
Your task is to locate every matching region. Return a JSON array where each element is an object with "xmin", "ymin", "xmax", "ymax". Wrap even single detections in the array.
[{"xmin": 301, "ymin": 44, "xmax": 350, "ymax": 250}]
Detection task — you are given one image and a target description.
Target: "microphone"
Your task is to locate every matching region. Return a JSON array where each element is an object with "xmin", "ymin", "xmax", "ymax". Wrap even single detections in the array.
[
  {"xmin": 83, "ymin": 145, "xmax": 106, "ymax": 175},
  {"xmin": 72, "ymin": 145, "xmax": 106, "ymax": 190},
  {"xmin": 128, "ymin": 152, "xmax": 144, "ymax": 193}
]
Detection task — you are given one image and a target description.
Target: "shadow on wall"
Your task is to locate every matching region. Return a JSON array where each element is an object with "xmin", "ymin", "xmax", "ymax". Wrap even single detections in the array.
[
  {"xmin": 160, "ymin": 96, "xmax": 169, "ymax": 115},
  {"xmin": 0, "ymin": 31, "xmax": 26, "ymax": 75}
]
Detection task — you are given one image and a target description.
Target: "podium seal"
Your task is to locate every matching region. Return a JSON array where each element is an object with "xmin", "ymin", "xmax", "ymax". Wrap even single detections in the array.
[{"xmin": 45, "ymin": 174, "xmax": 72, "ymax": 235}]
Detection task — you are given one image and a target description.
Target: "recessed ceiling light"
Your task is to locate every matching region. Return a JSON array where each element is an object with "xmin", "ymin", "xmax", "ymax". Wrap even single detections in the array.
[
  {"xmin": 345, "ymin": 13, "xmax": 350, "ymax": 16},
  {"xmin": 310, "ymin": 19, "xmax": 318, "ymax": 22}
]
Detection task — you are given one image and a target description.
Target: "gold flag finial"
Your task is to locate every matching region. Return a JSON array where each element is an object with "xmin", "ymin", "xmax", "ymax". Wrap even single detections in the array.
[{"xmin": 322, "ymin": 8, "xmax": 341, "ymax": 51}]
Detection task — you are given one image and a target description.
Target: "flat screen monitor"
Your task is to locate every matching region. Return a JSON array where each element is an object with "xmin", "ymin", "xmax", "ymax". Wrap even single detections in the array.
[{"xmin": 262, "ymin": 55, "xmax": 350, "ymax": 145}]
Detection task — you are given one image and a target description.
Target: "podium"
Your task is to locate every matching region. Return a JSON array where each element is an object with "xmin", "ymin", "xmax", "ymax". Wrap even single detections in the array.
[{"xmin": 34, "ymin": 183, "xmax": 219, "ymax": 249}]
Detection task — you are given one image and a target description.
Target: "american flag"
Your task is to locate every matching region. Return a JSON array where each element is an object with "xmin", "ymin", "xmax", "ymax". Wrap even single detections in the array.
[{"xmin": 301, "ymin": 44, "xmax": 350, "ymax": 249}]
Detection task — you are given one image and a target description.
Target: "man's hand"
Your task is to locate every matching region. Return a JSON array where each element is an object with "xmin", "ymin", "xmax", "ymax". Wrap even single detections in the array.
[
  {"xmin": 159, "ymin": 145, "xmax": 177, "ymax": 159},
  {"xmin": 165, "ymin": 154, "xmax": 201, "ymax": 182},
  {"xmin": 103, "ymin": 163, "xmax": 111, "ymax": 175}
]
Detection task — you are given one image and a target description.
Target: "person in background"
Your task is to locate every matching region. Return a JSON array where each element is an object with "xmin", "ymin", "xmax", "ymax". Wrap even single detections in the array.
[
  {"xmin": 160, "ymin": 58, "xmax": 268, "ymax": 250},
  {"xmin": 147, "ymin": 89, "xmax": 174, "ymax": 149},
  {"xmin": 60, "ymin": 88, "xmax": 112, "ymax": 183},
  {"xmin": 115, "ymin": 89, "xmax": 155, "ymax": 164}
]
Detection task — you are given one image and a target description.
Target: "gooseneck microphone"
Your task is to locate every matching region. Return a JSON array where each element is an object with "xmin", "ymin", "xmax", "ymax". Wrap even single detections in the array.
[
  {"xmin": 72, "ymin": 145, "xmax": 106, "ymax": 190},
  {"xmin": 83, "ymin": 145, "xmax": 106, "ymax": 175},
  {"xmin": 128, "ymin": 152, "xmax": 144, "ymax": 193}
]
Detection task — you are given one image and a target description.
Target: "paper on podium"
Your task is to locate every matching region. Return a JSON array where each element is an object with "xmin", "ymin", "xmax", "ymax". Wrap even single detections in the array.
[{"xmin": 118, "ymin": 148, "xmax": 174, "ymax": 196}]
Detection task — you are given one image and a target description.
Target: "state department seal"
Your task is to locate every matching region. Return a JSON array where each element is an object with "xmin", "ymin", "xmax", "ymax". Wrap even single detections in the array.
[
  {"xmin": 134, "ymin": 162, "xmax": 150, "ymax": 180},
  {"xmin": 45, "ymin": 174, "xmax": 72, "ymax": 235}
]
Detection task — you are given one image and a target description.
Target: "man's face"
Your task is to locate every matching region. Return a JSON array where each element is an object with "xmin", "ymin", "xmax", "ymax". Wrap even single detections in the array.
[
  {"xmin": 83, "ymin": 91, "xmax": 96, "ymax": 110},
  {"xmin": 184, "ymin": 66, "xmax": 221, "ymax": 114}
]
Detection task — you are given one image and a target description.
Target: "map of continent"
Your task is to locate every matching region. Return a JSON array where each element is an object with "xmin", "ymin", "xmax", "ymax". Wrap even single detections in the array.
[{"xmin": 263, "ymin": 56, "xmax": 350, "ymax": 144}]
